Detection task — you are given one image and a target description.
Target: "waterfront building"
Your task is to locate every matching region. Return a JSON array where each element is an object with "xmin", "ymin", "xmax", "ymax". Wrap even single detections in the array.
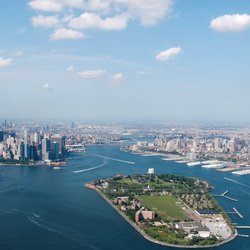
[
  {"xmin": 135, "ymin": 211, "xmax": 155, "ymax": 222},
  {"xmin": 0, "ymin": 131, "xmax": 4, "ymax": 142},
  {"xmin": 42, "ymin": 138, "xmax": 51, "ymax": 160},
  {"xmin": 51, "ymin": 135, "xmax": 66, "ymax": 158},
  {"xmin": 20, "ymin": 142, "xmax": 25, "ymax": 161},
  {"xmin": 30, "ymin": 145, "xmax": 39, "ymax": 161},
  {"xmin": 52, "ymin": 141, "xmax": 59, "ymax": 160},
  {"xmin": 148, "ymin": 168, "xmax": 155, "ymax": 175},
  {"xmin": 24, "ymin": 144, "xmax": 31, "ymax": 160}
]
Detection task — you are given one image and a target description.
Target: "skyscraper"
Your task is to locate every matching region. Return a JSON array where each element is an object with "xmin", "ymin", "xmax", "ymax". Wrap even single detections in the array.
[
  {"xmin": 42, "ymin": 138, "xmax": 51, "ymax": 160},
  {"xmin": 20, "ymin": 142, "xmax": 25, "ymax": 161},
  {"xmin": 0, "ymin": 131, "xmax": 3, "ymax": 142},
  {"xmin": 24, "ymin": 144, "xmax": 31, "ymax": 160},
  {"xmin": 52, "ymin": 141, "xmax": 59, "ymax": 160},
  {"xmin": 51, "ymin": 135, "xmax": 66, "ymax": 158}
]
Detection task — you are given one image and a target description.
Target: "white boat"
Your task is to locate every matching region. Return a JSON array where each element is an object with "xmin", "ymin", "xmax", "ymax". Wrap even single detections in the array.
[
  {"xmin": 232, "ymin": 169, "xmax": 250, "ymax": 176},
  {"xmin": 201, "ymin": 160, "xmax": 220, "ymax": 165},
  {"xmin": 187, "ymin": 162, "xmax": 201, "ymax": 166},
  {"xmin": 201, "ymin": 163, "xmax": 224, "ymax": 169}
]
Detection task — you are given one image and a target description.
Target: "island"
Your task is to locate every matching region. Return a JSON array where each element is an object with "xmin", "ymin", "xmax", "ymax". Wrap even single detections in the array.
[{"xmin": 85, "ymin": 171, "xmax": 237, "ymax": 248}]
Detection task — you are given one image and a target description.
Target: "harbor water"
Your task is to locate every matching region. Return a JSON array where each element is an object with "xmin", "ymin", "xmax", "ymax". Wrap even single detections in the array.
[{"xmin": 0, "ymin": 144, "xmax": 249, "ymax": 250}]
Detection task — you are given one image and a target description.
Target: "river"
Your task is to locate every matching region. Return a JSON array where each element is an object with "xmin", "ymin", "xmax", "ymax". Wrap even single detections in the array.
[{"xmin": 0, "ymin": 144, "xmax": 249, "ymax": 250}]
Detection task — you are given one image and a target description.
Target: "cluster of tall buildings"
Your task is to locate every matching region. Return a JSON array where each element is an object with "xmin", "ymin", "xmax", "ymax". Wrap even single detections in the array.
[
  {"xmin": 130, "ymin": 136, "xmax": 250, "ymax": 164},
  {"xmin": 0, "ymin": 130, "xmax": 66, "ymax": 163}
]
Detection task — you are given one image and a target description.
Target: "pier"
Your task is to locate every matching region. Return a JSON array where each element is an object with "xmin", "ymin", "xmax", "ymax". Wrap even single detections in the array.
[
  {"xmin": 237, "ymin": 234, "xmax": 249, "ymax": 238},
  {"xmin": 213, "ymin": 190, "xmax": 238, "ymax": 202},
  {"xmin": 226, "ymin": 207, "xmax": 244, "ymax": 219},
  {"xmin": 236, "ymin": 226, "xmax": 250, "ymax": 229}
]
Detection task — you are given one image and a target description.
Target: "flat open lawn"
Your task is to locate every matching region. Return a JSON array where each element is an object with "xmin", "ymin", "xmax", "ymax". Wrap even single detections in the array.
[{"xmin": 137, "ymin": 195, "xmax": 186, "ymax": 221}]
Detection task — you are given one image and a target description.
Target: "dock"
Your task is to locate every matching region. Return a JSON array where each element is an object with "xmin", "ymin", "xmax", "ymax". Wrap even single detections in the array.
[
  {"xmin": 236, "ymin": 226, "xmax": 250, "ymax": 229},
  {"xmin": 233, "ymin": 207, "xmax": 243, "ymax": 219},
  {"xmin": 213, "ymin": 190, "xmax": 238, "ymax": 202},
  {"xmin": 226, "ymin": 207, "xmax": 243, "ymax": 219},
  {"xmin": 237, "ymin": 234, "xmax": 249, "ymax": 238}
]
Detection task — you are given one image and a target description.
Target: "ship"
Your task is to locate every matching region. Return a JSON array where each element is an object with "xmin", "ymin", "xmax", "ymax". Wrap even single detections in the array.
[
  {"xmin": 201, "ymin": 163, "xmax": 224, "ymax": 169},
  {"xmin": 187, "ymin": 161, "xmax": 201, "ymax": 166}
]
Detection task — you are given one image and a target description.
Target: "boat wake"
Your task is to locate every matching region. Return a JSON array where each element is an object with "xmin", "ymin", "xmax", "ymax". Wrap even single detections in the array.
[
  {"xmin": 87, "ymin": 153, "xmax": 135, "ymax": 165},
  {"xmin": 224, "ymin": 177, "xmax": 250, "ymax": 189},
  {"xmin": 72, "ymin": 160, "xmax": 108, "ymax": 174},
  {"xmin": 28, "ymin": 216, "xmax": 58, "ymax": 233}
]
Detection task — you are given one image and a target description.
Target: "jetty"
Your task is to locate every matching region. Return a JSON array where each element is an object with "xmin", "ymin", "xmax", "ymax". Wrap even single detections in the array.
[
  {"xmin": 237, "ymin": 234, "xmax": 249, "ymax": 238},
  {"xmin": 226, "ymin": 207, "xmax": 243, "ymax": 219},
  {"xmin": 213, "ymin": 190, "xmax": 238, "ymax": 202}
]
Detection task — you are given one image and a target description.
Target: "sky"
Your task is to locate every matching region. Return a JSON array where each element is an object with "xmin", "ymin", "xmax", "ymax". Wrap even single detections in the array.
[{"xmin": 0, "ymin": 0, "xmax": 250, "ymax": 123}]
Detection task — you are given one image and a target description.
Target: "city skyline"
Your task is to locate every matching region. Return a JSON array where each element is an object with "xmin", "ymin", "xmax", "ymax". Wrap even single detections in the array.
[{"xmin": 0, "ymin": 0, "xmax": 250, "ymax": 122}]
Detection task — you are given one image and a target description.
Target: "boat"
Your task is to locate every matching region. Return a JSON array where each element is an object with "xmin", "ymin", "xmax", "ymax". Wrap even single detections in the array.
[
  {"xmin": 232, "ymin": 169, "xmax": 250, "ymax": 176},
  {"xmin": 187, "ymin": 162, "xmax": 201, "ymax": 166},
  {"xmin": 201, "ymin": 163, "xmax": 224, "ymax": 169}
]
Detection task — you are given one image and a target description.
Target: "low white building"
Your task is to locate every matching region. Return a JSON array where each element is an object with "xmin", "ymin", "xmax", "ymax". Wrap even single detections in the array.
[{"xmin": 148, "ymin": 168, "xmax": 155, "ymax": 174}]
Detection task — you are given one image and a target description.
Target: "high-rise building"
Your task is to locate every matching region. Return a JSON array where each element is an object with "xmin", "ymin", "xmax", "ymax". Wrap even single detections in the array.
[
  {"xmin": 20, "ymin": 142, "xmax": 25, "ymax": 161},
  {"xmin": 30, "ymin": 145, "xmax": 39, "ymax": 161},
  {"xmin": 42, "ymin": 138, "xmax": 51, "ymax": 160},
  {"xmin": 24, "ymin": 130, "xmax": 28, "ymax": 144},
  {"xmin": 52, "ymin": 141, "xmax": 59, "ymax": 160},
  {"xmin": 0, "ymin": 131, "xmax": 4, "ymax": 142},
  {"xmin": 51, "ymin": 135, "xmax": 66, "ymax": 157},
  {"xmin": 214, "ymin": 138, "xmax": 222, "ymax": 150},
  {"xmin": 24, "ymin": 144, "xmax": 31, "ymax": 160},
  {"xmin": 33, "ymin": 132, "xmax": 40, "ymax": 144}
]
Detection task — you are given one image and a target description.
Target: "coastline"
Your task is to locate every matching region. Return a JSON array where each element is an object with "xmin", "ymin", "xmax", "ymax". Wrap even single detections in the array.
[
  {"xmin": 0, "ymin": 162, "xmax": 46, "ymax": 167},
  {"xmin": 129, "ymin": 150, "xmax": 250, "ymax": 175},
  {"xmin": 86, "ymin": 184, "xmax": 238, "ymax": 249}
]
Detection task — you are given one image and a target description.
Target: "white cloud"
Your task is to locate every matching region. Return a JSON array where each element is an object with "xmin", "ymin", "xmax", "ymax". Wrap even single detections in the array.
[
  {"xmin": 85, "ymin": 0, "xmax": 111, "ymax": 12},
  {"xmin": 42, "ymin": 83, "xmax": 53, "ymax": 91},
  {"xmin": 69, "ymin": 12, "xmax": 130, "ymax": 30},
  {"xmin": 116, "ymin": 0, "xmax": 173, "ymax": 26},
  {"xmin": 28, "ymin": 0, "xmax": 89, "ymax": 12},
  {"xmin": 112, "ymin": 73, "xmax": 124, "ymax": 80},
  {"xmin": 67, "ymin": 65, "xmax": 75, "ymax": 72},
  {"xmin": 50, "ymin": 28, "xmax": 86, "ymax": 40},
  {"xmin": 28, "ymin": 0, "xmax": 63, "ymax": 12},
  {"xmin": 78, "ymin": 69, "xmax": 106, "ymax": 78},
  {"xmin": 156, "ymin": 47, "xmax": 182, "ymax": 61},
  {"xmin": 0, "ymin": 57, "xmax": 12, "ymax": 68},
  {"xmin": 28, "ymin": 0, "xmax": 174, "ymax": 34},
  {"xmin": 210, "ymin": 14, "xmax": 250, "ymax": 32},
  {"xmin": 63, "ymin": 0, "xmax": 84, "ymax": 9},
  {"xmin": 32, "ymin": 15, "xmax": 59, "ymax": 28}
]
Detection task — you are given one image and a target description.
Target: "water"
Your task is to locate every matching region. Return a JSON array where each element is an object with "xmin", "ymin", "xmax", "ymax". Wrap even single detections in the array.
[{"xmin": 0, "ymin": 144, "xmax": 249, "ymax": 250}]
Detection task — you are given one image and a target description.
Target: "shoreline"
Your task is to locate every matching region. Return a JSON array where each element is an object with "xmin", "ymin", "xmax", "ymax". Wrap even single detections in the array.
[
  {"xmin": 0, "ymin": 162, "xmax": 46, "ymax": 167},
  {"xmin": 86, "ymin": 184, "xmax": 238, "ymax": 249},
  {"xmin": 129, "ymin": 150, "xmax": 249, "ymax": 175}
]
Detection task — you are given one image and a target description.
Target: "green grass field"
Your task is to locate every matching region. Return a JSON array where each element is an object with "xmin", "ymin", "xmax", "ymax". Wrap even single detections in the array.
[{"xmin": 137, "ymin": 195, "xmax": 186, "ymax": 221}]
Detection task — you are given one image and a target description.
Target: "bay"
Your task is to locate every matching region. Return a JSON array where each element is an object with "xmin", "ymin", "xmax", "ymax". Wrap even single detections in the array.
[{"xmin": 0, "ymin": 144, "xmax": 249, "ymax": 250}]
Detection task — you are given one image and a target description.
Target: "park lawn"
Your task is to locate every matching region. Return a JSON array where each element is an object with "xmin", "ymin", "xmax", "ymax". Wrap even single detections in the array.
[
  {"xmin": 136, "ymin": 195, "xmax": 186, "ymax": 221},
  {"xmin": 145, "ymin": 180, "xmax": 173, "ymax": 188},
  {"xmin": 108, "ymin": 179, "xmax": 143, "ymax": 190}
]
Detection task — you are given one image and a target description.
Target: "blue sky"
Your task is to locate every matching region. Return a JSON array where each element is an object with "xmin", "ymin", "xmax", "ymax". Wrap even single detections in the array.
[{"xmin": 0, "ymin": 0, "xmax": 250, "ymax": 122}]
